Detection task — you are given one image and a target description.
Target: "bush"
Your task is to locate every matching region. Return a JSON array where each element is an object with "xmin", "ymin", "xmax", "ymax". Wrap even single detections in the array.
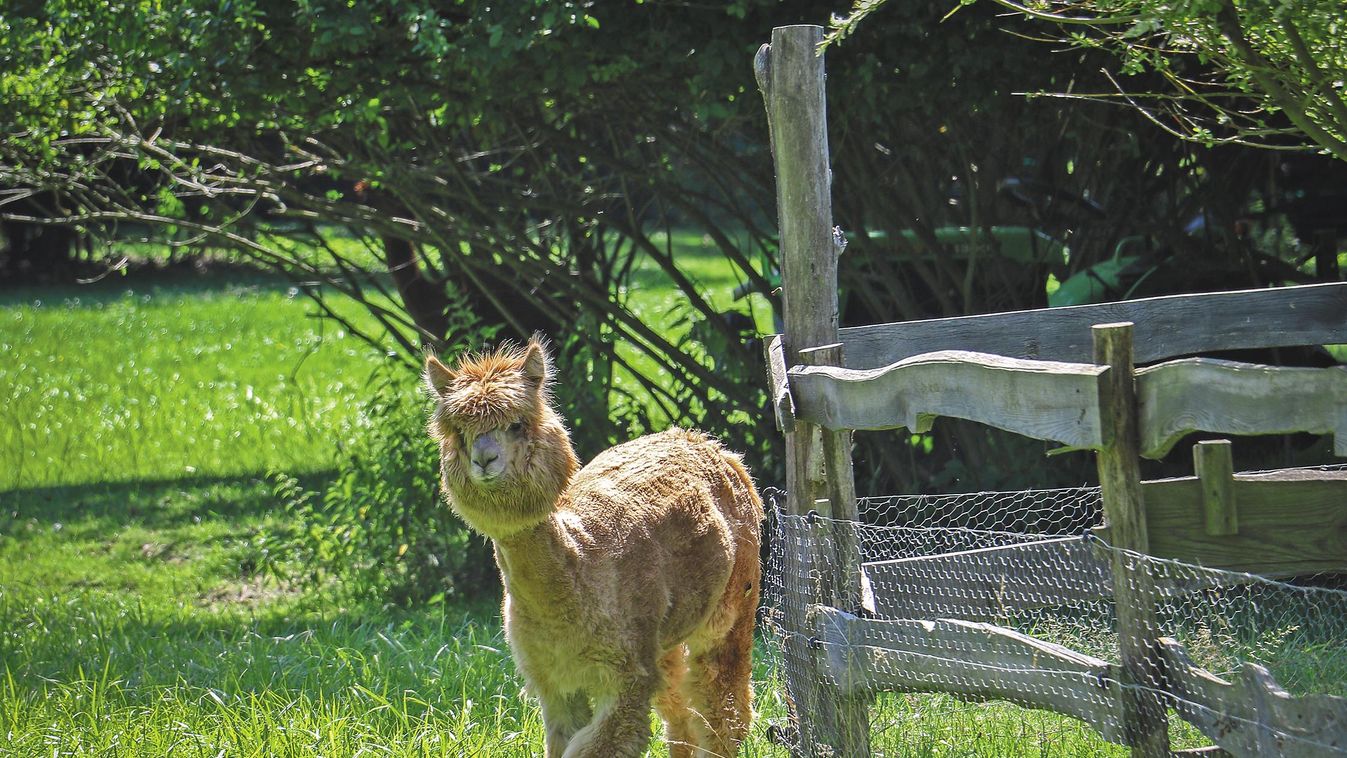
[{"xmin": 265, "ymin": 369, "xmax": 497, "ymax": 608}]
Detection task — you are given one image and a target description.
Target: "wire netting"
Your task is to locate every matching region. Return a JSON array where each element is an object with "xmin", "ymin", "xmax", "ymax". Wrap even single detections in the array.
[{"xmin": 760, "ymin": 486, "xmax": 1347, "ymax": 756}]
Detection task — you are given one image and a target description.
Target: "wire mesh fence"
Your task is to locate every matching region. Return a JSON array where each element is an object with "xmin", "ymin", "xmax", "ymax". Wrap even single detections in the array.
[{"xmin": 760, "ymin": 488, "xmax": 1347, "ymax": 756}]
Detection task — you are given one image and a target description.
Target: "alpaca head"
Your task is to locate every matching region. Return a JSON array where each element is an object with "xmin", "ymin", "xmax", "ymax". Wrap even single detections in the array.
[{"xmin": 424, "ymin": 335, "xmax": 579, "ymax": 540}]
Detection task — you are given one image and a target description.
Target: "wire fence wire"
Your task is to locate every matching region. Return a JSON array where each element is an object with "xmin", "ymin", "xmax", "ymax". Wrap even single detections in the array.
[{"xmin": 760, "ymin": 487, "xmax": 1347, "ymax": 756}]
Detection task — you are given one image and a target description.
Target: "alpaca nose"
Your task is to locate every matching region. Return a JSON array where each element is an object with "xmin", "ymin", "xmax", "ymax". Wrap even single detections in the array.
[{"xmin": 470, "ymin": 436, "xmax": 504, "ymax": 478}]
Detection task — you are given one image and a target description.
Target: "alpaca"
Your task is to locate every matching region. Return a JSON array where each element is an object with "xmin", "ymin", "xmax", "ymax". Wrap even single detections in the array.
[{"xmin": 424, "ymin": 336, "xmax": 764, "ymax": 758}]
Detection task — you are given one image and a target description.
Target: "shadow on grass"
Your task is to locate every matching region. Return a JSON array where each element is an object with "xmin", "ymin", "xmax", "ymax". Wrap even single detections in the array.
[
  {"xmin": 0, "ymin": 470, "xmax": 337, "ymax": 533},
  {"xmin": 0, "ymin": 259, "xmax": 299, "ymax": 307},
  {"xmin": 0, "ymin": 467, "xmax": 514, "ymax": 706}
]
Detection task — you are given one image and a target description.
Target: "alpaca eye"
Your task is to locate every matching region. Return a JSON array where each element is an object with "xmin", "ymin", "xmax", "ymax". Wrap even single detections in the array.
[{"xmin": 508, "ymin": 421, "xmax": 525, "ymax": 434}]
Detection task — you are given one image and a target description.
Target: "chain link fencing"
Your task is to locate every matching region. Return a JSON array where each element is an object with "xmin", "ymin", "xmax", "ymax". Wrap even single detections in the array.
[{"xmin": 760, "ymin": 482, "xmax": 1347, "ymax": 756}]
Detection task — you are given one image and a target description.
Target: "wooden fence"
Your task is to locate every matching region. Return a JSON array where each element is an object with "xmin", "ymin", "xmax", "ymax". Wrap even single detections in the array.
[{"xmin": 758, "ymin": 24, "xmax": 1347, "ymax": 758}]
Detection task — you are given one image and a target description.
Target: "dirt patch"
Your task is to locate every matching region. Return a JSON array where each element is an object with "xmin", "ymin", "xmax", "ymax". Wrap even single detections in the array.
[{"xmin": 198, "ymin": 576, "xmax": 298, "ymax": 611}]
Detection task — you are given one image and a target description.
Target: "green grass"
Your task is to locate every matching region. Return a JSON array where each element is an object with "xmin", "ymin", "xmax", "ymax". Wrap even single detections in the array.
[
  {"xmin": 6, "ymin": 249, "xmax": 1316, "ymax": 757},
  {"xmin": 0, "ymin": 271, "xmax": 386, "ymax": 490},
  {"xmin": 0, "ymin": 261, "xmax": 786, "ymax": 756}
]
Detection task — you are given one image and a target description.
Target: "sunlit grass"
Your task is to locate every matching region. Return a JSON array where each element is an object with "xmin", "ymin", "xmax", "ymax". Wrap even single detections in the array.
[{"xmin": 0, "ymin": 273, "xmax": 387, "ymax": 490}]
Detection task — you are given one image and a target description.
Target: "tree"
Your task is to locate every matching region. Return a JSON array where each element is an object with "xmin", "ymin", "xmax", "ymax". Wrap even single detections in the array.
[
  {"xmin": 833, "ymin": 0, "xmax": 1347, "ymax": 161},
  {"xmin": 7, "ymin": 0, "xmax": 1325, "ymax": 493}
]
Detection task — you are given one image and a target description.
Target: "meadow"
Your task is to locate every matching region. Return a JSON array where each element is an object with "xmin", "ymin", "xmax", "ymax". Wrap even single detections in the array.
[
  {"xmin": 0, "ymin": 248, "xmax": 1157, "ymax": 756},
  {"xmin": 0, "ymin": 253, "xmax": 793, "ymax": 756}
]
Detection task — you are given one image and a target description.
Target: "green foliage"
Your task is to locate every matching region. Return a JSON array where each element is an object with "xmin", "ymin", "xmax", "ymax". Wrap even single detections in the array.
[
  {"xmin": 17, "ymin": 0, "xmax": 1334, "ymax": 496},
  {"xmin": 267, "ymin": 371, "xmax": 497, "ymax": 608},
  {"xmin": 831, "ymin": 0, "xmax": 1347, "ymax": 159}
]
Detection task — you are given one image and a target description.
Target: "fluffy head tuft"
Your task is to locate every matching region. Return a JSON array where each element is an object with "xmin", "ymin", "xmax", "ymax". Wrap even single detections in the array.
[{"xmin": 426, "ymin": 335, "xmax": 553, "ymax": 436}]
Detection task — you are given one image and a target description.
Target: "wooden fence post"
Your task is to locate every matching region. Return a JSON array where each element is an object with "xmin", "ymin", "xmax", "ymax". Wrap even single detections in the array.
[
  {"xmin": 801, "ymin": 345, "xmax": 871, "ymax": 756},
  {"xmin": 1093, "ymin": 323, "xmax": 1170, "ymax": 758},
  {"xmin": 758, "ymin": 24, "xmax": 870, "ymax": 757}
]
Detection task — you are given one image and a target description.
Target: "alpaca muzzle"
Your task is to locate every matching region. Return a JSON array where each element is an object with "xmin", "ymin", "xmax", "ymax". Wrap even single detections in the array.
[{"xmin": 469, "ymin": 434, "xmax": 506, "ymax": 483}]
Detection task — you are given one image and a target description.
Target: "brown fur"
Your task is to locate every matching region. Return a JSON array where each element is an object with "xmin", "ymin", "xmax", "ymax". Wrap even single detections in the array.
[{"xmin": 425, "ymin": 337, "xmax": 764, "ymax": 757}]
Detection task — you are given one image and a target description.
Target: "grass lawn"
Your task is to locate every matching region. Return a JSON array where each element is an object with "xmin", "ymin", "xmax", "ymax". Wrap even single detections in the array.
[
  {"xmin": 0, "ymin": 261, "xmax": 791, "ymax": 756},
  {"xmin": 1, "ymin": 252, "xmax": 1170, "ymax": 756}
]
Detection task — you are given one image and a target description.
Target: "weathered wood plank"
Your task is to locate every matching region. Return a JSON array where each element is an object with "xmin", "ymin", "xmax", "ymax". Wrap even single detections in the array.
[
  {"xmin": 813, "ymin": 606, "xmax": 1126, "ymax": 745},
  {"xmin": 787, "ymin": 349, "xmax": 1108, "ymax": 447},
  {"xmin": 1094, "ymin": 323, "xmax": 1170, "ymax": 758},
  {"xmin": 1135, "ymin": 358, "xmax": 1347, "ymax": 459},
  {"xmin": 761, "ymin": 23, "xmax": 870, "ymax": 757},
  {"xmin": 764, "ymin": 335, "xmax": 796, "ymax": 433},
  {"xmin": 835, "ymin": 282, "xmax": 1347, "ymax": 370},
  {"xmin": 866, "ymin": 531, "xmax": 1254, "ymax": 617},
  {"xmin": 1194, "ymin": 440, "xmax": 1237, "ymax": 537},
  {"xmin": 862, "ymin": 536, "xmax": 1113, "ymax": 621},
  {"xmin": 1139, "ymin": 469, "xmax": 1347, "ymax": 575},
  {"xmin": 1160, "ymin": 637, "xmax": 1347, "ymax": 757}
]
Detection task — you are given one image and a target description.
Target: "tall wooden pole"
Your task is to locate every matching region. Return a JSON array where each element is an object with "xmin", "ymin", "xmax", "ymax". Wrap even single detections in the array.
[
  {"xmin": 1093, "ymin": 323, "xmax": 1170, "ymax": 758},
  {"xmin": 758, "ymin": 24, "xmax": 869, "ymax": 757}
]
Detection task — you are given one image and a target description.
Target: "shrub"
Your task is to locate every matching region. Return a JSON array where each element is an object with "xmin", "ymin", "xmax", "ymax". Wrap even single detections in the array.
[{"xmin": 266, "ymin": 369, "xmax": 497, "ymax": 608}]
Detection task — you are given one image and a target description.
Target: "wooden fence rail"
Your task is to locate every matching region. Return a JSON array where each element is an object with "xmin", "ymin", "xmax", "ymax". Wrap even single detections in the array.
[
  {"xmin": 1160, "ymin": 638, "xmax": 1347, "ymax": 757},
  {"xmin": 834, "ymin": 282, "xmax": 1347, "ymax": 371},
  {"xmin": 810, "ymin": 603, "xmax": 1347, "ymax": 756},
  {"xmin": 771, "ymin": 341, "xmax": 1347, "ymax": 459},
  {"xmin": 1135, "ymin": 358, "xmax": 1347, "ymax": 458},
  {"xmin": 786, "ymin": 350, "xmax": 1107, "ymax": 446},
  {"xmin": 813, "ymin": 605, "xmax": 1127, "ymax": 744}
]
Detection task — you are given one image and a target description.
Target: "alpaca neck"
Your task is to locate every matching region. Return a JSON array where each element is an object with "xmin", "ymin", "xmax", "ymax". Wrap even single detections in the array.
[
  {"xmin": 493, "ymin": 516, "xmax": 572, "ymax": 613},
  {"xmin": 449, "ymin": 484, "xmax": 561, "ymax": 543}
]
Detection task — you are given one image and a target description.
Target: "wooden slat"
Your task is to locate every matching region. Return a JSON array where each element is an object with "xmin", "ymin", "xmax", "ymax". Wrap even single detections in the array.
[
  {"xmin": 786, "ymin": 349, "xmax": 1108, "ymax": 447},
  {"xmin": 1194, "ymin": 440, "xmax": 1237, "ymax": 537},
  {"xmin": 813, "ymin": 606, "xmax": 1126, "ymax": 745},
  {"xmin": 867, "ymin": 531, "xmax": 1257, "ymax": 619},
  {"xmin": 762, "ymin": 23, "xmax": 871, "ymax": 758},
  {"xmin": 834, "ymin": 282, "xmax": 1347, "ymax": 370},
  {"xmin": 1094, "ymin": 322, "xmax": 1171, "ymax": 758},
  {"xmin": 1135, "ymin": 358, "xmax": 1347, "ymax": 459},
  {"xmin": 1139, "ymin": 469, "xmax": 1347, "ymax": 575},
  {"xmin": 1160, "ymin": 637, "xmax": 1347, "ymax": 757},
  {"xmin": 763, "ymin": 335, "xmax": 796, "ymax": 433},
  {"xmin": 862, "ymin": 536, "xmax": 1112, "ymax": 621}
]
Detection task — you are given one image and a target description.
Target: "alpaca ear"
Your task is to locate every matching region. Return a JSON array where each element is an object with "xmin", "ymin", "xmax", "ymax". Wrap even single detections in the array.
[
  {"xmin": 522, "ymin": 333, "xmax": 551, "ymax": 385},
  {"xmin": 424, "ymin": 354, "xmax": 457, "ymax": 396}
]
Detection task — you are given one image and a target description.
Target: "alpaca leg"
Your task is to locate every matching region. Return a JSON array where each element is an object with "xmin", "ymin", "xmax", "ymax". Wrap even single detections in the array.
[
  {"xmin": 685, "ymin": 607, "xmax": 756, "ymax": 757},
  {"xmin": 561, "ymin": 678, "xmax": 657, "ymax": 758},
  {"xmin": 655, "ymin": 646, "xmax": 697, "ymax": 758},
  {"xmin": 540, "ymin": 690, "xmax": 593, "ymax": 758}
]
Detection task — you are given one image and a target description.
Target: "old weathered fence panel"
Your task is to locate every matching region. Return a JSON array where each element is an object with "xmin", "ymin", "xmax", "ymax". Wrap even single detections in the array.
[
  {"xmin": 814, "ymin": 606, "xmax": 1126, "ymax": 743},
  {"xmin": 861, "ymin": 536, "xmax": 1112, "ymax": 620},
  {"xmin": 1131, "ymin": 468, "xmax": 1347, "ymax": 576},
  {"xmin": 757, "ymin": 21, "xmax": 1347, "ymax": 758},
  {"xmin": 836, "ymin": 282, "xmax": 1347, "ymax": 370},
  {"xmin": 1135, "ymin": 358, "xmax": 1347, "ymax": 458},
  {"xmin": 786, "ymin": 349, "xmax": 1107, "ymax": 447}
]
